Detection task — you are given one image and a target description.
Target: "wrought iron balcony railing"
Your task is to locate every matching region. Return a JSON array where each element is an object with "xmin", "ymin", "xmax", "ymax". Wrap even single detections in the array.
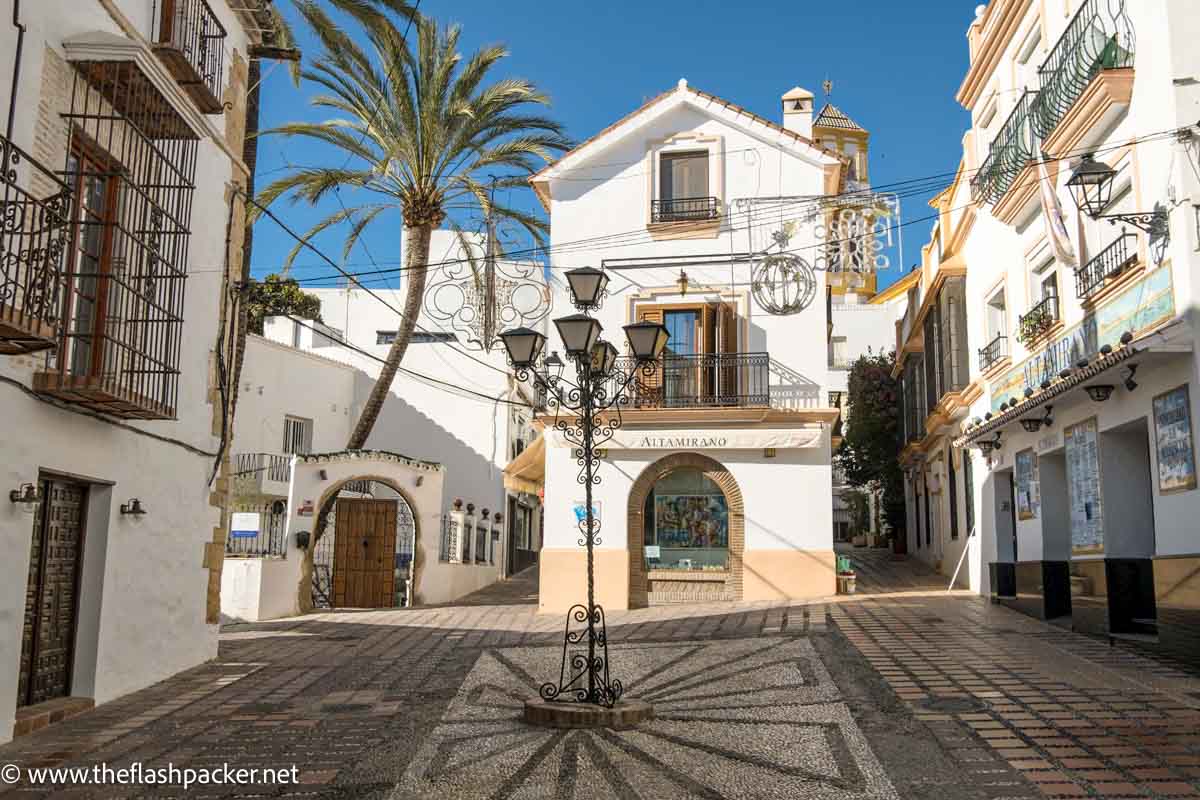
[
  {"xmin": 651, "ymin": 196, "xmax": 720, "ymax": 223},
  {"xmin": 0, "ymin": 136, "xmax": 72, "ymax": 355},
  {"xmin": 233, "ymin": 452, "xmax": 292, "ymax": 494},
  {"xmin": 152, "ymin": 0, "xmax": 228, "ymax": 113},
  {"xmin": 1031, "ymin": 0, "xmax": 1135, "ymax": 140},
  {"xmin": 1076, "ymin": 232, "xmax": 1137, "ymax": 299},
  {"xmin": 970, "ymin": 91, "xmax": 1039, "ymax": 205},
  {"xmin": 615, "ymin": 352, "xmax": 770, "ymax": 409},
  {"xmin": 1017, "ymin": 295, "xmax": 1060, "ymax": 346},
  {"xmin": 978, "ymin": 333, "xmax": 1009, "ymax": 372}
]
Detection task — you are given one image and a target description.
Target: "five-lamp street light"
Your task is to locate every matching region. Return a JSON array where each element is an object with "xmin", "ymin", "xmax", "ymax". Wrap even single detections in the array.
[{"xmin": 499, "ymin": 269, "xmax": 668, "ymax": 708}]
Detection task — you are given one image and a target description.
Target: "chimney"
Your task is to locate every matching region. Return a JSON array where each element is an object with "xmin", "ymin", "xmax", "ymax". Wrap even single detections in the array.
[{"xmin": 781, "ymin": 86, "xmax": 814, "ymax": 138}]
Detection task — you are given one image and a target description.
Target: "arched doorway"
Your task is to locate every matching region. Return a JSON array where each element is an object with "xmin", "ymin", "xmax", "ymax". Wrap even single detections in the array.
[
  {"xmin": 311, "ymin": 478, "xmax": 417, "ymax": 609},
  {"xmin": 627, "ymin": 453, "xmax": 745, "ymax": 607}
]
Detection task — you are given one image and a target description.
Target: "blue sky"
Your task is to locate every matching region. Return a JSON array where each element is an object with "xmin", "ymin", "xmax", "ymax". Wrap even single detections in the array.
[{"xmin": 250, "ymin": 1, "xmax": 977, "ymax": 291}]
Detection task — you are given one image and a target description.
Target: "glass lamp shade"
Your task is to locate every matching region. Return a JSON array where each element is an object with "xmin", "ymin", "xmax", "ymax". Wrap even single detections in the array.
[
  {"xmin": 623, "ymin": 320, "xmax": 670, "ymax": 361},
  {"xmin": 564, "ymin": 267, "xmax": 609, "ymax": 309},
  {"xmin": 499, "ymin": 326, "xmax": 547, "ymax": 368},
  {"xmin": 590, "ymin": 339, "xmax": 619, "ymax": 376},
  {"xmin": 1066, "ymin": 154, "xmax": 1116, "ymax": 219},
  {"xmin": 554, "ymin": 314, "xmax": 602, "ymax": 356}
]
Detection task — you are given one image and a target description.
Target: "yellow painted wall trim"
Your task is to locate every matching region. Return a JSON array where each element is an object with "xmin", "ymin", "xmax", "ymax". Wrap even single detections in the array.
[{"xmin": 957, "ymin": 0, "xmax": 1036, "ymax": 110}]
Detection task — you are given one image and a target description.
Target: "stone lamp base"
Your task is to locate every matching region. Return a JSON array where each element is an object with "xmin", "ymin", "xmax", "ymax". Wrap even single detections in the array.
[{"xmin": 522, "ymin": 699, "xmax": 654, "ymax": 730}]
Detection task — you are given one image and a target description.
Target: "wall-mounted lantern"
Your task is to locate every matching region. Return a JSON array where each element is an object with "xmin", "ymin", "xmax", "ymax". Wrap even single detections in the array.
[
  {"xmin": 295, "ymin": 530, "xmax": 311, "ymax": 550},
  {"xmin": 1067, "ymin": 154, "xmax": 1170, "ymax": 263},
  {"xmin": 9, "ymin": 482, "xmax": 39, "ymax": 514},
  {"xmin": 119, "ymin": 498, "xmax": 147, "ymax": 517}
]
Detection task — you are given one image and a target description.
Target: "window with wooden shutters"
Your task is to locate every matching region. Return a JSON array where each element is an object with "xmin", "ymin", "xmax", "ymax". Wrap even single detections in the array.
[
  {"xmin": 283, "ymin": 415, "xmax": 313, "ymax": 455},
  {"xmin": 634, "ymin": 307, "xmax": 665, "ymax": 406}
]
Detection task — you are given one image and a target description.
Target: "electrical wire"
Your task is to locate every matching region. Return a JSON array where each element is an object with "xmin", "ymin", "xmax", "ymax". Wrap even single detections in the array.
[{"xmin": 281, "ymin": 313, "xmax": 533, "ymax": 408}]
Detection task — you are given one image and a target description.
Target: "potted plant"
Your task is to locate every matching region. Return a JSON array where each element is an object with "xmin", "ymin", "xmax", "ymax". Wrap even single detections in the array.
[{"xmin": 836, "ymin": 554, "xmax": 856, "ymax": 594}]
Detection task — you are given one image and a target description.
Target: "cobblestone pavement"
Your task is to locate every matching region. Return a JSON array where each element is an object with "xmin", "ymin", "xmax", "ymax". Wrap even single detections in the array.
[{"xmin": 0, "ymin": 553, "xmax": 1197, "ymax": 799}]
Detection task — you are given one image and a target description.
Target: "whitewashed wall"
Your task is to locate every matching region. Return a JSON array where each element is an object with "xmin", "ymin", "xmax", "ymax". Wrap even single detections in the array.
[{"xmin": 0, "ymin": 0, "xmax": 251, "ymax": 742}]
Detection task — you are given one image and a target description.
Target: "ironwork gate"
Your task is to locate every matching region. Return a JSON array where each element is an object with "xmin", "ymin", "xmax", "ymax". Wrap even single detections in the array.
[
  {"xmin": 18, "ymin": 479, "xmax": 87, "ymax": 707},
  {"xmin": 311, "ymin": 486, "xmax": 416, "ymax": 609}
]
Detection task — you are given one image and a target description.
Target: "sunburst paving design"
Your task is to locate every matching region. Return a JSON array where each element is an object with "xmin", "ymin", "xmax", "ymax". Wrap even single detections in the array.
[{"xmin": 393, "ymin": 637, "xmax": 900, "ymax": 800}]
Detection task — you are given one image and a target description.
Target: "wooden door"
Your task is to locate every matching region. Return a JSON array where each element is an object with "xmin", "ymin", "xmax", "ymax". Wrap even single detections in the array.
[
  {"xmin": 18, "ymin": 479, "xmax": 87, "ymax": 707},
  {"xmin": 332, "ymin": 499, "xmax": 397, "ymax": 608}
]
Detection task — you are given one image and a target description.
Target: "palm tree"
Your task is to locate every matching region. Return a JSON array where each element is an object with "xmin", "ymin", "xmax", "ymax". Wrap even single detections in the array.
[{"xmin": 255, "ymin": 0, "xmax": 570, "ymax": 449}]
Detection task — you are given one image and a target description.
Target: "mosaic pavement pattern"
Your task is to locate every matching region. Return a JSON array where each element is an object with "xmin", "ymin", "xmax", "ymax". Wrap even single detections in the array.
[{"xmin": 393, "ymin": 637, "xmax": 900, "ymax": 800}]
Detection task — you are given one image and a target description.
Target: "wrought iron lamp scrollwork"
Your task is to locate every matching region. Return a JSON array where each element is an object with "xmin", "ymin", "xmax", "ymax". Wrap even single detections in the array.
[
  {"xmin": 1067, "ymin": 154, "xmax": 1170, "ymax": 264},
  {"xmin": 499, "ymin": 276, "xmax": 669, "ymax": 708}
]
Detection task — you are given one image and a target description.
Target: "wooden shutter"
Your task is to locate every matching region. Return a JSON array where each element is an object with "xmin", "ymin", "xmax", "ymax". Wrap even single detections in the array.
[
  {"xmin": 717, "ymin": 304, "xmax": 738, "ymax": 403},
  {"xmin": 636, "ymin": 307, "xmax": 664, "ymax": 407}
]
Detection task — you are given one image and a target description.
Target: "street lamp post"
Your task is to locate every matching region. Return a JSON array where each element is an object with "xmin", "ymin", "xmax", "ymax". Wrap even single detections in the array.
[{"xmin": 500, "ymin": 272, "xmax": 668, "ymax": 708}]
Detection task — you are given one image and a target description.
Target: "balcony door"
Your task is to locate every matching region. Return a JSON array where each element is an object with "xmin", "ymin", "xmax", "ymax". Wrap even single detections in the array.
[{"xmin": 636, "ymin": 303, "xmax": 738, "ymax": 407}]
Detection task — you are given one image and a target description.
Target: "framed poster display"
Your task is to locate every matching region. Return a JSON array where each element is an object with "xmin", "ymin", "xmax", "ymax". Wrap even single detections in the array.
[
  {"xmin": 1065, "ymin": 418, "xmax": 1104, "ymax": 554},
  {"xmin": 1152, "ymin": 384, "xmax": 1197, "ymax": 494},
  {"xmin": 1015, "ymin": 448, "xmax": 1040, "ymax": 521}
]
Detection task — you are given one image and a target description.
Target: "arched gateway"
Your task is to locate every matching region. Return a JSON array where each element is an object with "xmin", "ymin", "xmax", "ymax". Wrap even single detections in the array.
[{"xmin": 626, "ymin": 452, "xmax": 745, "ymax": 607}]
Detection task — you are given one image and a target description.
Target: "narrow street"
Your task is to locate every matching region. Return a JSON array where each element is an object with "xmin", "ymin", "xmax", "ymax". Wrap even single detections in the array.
[{"xmin": 1, "ymin": 555, "xmax": 1197, "ymax": 799}]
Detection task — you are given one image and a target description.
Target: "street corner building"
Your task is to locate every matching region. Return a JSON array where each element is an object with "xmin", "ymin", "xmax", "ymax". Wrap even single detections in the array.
[
  {"xmin": 511, "ymin": 78, "xmax": 889, "ymax": 612},
  {"xmin": 0, "ymin": 0, "xmax": 276, "ymax": 742},
  {"xmin": 895, "ymin": 0, "xmax": 1200, "ymax": 662}
]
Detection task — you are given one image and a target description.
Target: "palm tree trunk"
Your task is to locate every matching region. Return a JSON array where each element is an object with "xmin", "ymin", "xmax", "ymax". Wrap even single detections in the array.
[
  {"xmin": 296, "ymin": 222, "xmax": 433, "ymax": 613},
  {"xmin": 346, "ymin": 221, "xmax": 432, "ymax": 448}
]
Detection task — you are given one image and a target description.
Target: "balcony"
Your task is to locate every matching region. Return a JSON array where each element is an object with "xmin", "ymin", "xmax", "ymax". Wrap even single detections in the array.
[
  {"xmin": 1017, "ymin": 295, "xmax": 1060, "ymax": 347},
  {"xmin": 1076, "ymin": 233, "xmax": 1138, "ymax": 299},
  {"xmin": 152, "ymin": 0, "xmax": 227, "ymax": 113},
  {"xmin": 1031, "ymin": 0, "xmax": 1135, "ymax": 155},
  {"xmin": 651, "ymin": 196, "xmax": 720, "ymax": 224},
  {"xmin": 0, "ymin": 136, "xmax": 73, "ymax": 355},
  {"xmin": 970, "ymin": 91, "xmax": 1038, "ymax": 214},
  {"xmin": 978, "ymin": 333, "xmax": 1009, "ymax": 373},
  {"xmin": 233, "ymin": 453, "xmax": 292, "ymax": 498},
  {"xmin": 616, "ymin": 352, "xmax": 770, "ymax": 409}
]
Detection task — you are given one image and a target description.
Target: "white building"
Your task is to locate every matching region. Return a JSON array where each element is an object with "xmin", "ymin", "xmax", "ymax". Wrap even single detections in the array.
[
  {"xmin": 220, "ymin": 230, "xmax": 545, "ymax": 620},
  {"xmin": 521, "ymin": 79, "xmax": 864, "ymax": 611},
  {"xmin": 829, "ymin": 272, "xmax": 916, "ymax": 542},
  {"xmin": 0, "ymin": 0, "xmax": 270, "ymax": 741},
  {"xmin": 899, "ymin": 0, "xmax": 1200, "ymax": 658}
]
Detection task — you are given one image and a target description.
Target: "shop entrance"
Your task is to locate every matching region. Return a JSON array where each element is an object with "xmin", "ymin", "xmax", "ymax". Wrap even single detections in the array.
[{"xmin": 18, "ymin": 478, "xmax": 87, "ymax": 707}]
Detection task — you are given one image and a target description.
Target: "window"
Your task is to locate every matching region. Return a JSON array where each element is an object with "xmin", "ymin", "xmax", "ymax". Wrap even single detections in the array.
[
  {"xmin": 829, "ymin": 336, "xmax": 849, "ymax": 369},
  {"xmin": 986, "ymin": 288, "xmax": 1007, "ymax": 341},
  {"xmin": 963, "ymin": 449, "xmax": 976, "ymax": 536},
  {"xmin": 948, "ymin": 448, "xmax": 960, "ymax": 540},
  {"xmin": 643, "ymin": 468, "xmax": 729, "ymax": 571},
  {"xmin": 660, "ymin": 150, "xmax": 709, "ymax": 201},
  {"xmin": 1015, "ymin": 25, "xmax": 1043, "ymax": 91},
  {"xmin": 283, "ymin": 415, "xmax": 313, "ymax": 455},
  {"xmin": 376, "ymin": 330, "xmax": 456, "ymax": 345}
]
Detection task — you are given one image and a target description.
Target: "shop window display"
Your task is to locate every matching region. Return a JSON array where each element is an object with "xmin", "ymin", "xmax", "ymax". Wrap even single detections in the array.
[{"xmin": 643, "ymin": 468, "xmax": 729, "ymax": 571}]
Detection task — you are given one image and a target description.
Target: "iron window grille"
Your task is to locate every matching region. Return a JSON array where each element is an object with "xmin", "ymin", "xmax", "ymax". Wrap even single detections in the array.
[
  {"xmin": 978, "ymin": 333, "xmax": 1009, "ymax": 372},
  {"xmin": 475, "ymin": 525, "xmax": 487, "ymax": 564},
  {"xmin": 35, "ymin": 62, "xmax": 197, "ymax": 419},
  {"xmin": 438, "ymin": 513, "xmax": 454, "ymax": 562},
  {"xmin": 651, "ymin": 196, "xmax": 720, "ymax": 223},
  {"xmin": 225, "ymin": 504, "xmax": 288, "ymax": 557},
  {"xmin": 233, "ymin": 452, "xmax": 291, "ymax": 487},
  {"xmin": 1017, "ymin": 295, "xmax": 1060, "ymax": 346},
  {"xmin": 1075, "ymin": 232, "xmax": 1137, "ymax": 299},
  {"xmin": 970, "ymin": 91, "xmax": 1039, "ymax": 205},
  {"xmin": 948, "ymin": 448, "xmax": 959, "ymax": 540},
  {"xmin": 0, "ymin": 135, "xmax": 73, "ymax": 354},
  {"xmin": 151, "ymin": 0, "xmax": 228, "ymax": 114},
  {"xmin": 1031, "ymin": 0, "xmax": 1135, "ymax": 140},
  {"xmin": 283, "ymin": 415, "xmax": 313, "ymax": 455}
]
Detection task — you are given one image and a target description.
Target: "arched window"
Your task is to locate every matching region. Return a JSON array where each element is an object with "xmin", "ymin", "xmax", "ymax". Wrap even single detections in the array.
[{"xmin": 643, "ymin": 467, "xmax": 729, "ymax": 571}]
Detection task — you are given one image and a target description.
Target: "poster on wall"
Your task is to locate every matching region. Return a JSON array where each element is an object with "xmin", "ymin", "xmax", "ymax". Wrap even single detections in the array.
[
  {"xmin": 1065, "ymin": 418, "xmax": 1104, "ymax": 553},
  {"xmin": 1015, "ymin": 449, "xmax": 1040, "ymax": 520},
  {"xmin": 572, "ymin": 500, "xmax": 601, "ymax": 535},
  {"xmin": 1152, "ymin": 384, "xmax": 1198, "ymax": 494},
  {"xmin": 653, "ymin": 494, "xmax": 729, "ymax": 549}
]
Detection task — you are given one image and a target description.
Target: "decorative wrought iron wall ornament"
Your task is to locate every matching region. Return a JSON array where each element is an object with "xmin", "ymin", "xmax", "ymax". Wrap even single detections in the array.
[
  {"xmin": 750, "ymin": 253, "xmax": 816, "ymax": 315},
  {"xmin": 423, "ymin": 221, "xmax": 550, "ymax": 352}
]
